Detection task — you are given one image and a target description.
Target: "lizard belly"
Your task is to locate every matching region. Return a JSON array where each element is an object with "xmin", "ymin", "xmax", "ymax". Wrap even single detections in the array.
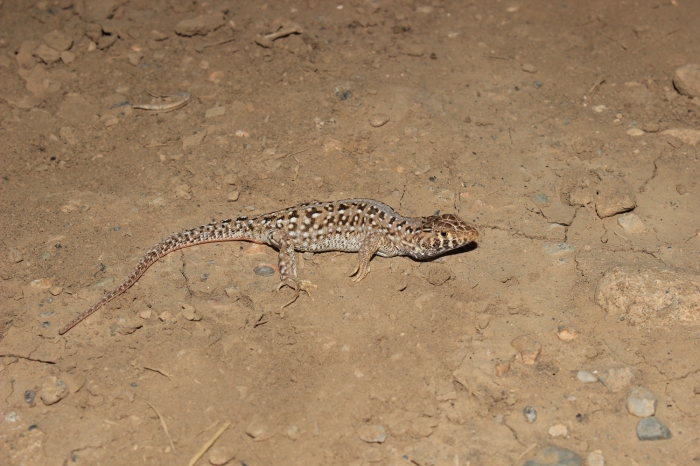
[{"xmin": 298, "ymin": 233, "xmax": 363, "ymax": 253}]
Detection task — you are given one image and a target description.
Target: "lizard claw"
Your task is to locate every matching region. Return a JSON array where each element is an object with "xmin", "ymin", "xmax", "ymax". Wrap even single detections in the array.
[
  {"xmin": 276, "ymin": 279, "xmax": 316, "ymax": 308},
  {"xmin": 350, "ymin": 261, "xmax": 371, "ymax": 282}
]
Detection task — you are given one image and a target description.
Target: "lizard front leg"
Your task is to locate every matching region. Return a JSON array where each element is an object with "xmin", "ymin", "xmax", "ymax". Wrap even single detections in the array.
[
  {"xmin": 351, "ymin": 233, "xmax": 387, "ymax": 282},
  {"xmin": 271, "ymin": 230, "xmax": 316, "ymax": 307}
]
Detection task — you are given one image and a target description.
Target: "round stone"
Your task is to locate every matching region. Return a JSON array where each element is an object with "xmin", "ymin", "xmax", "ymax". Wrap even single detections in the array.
[
  {"xmin": 369, "ymin": 114, "xmax": 390, "ymax": 127},
  {"xmin": 523, "ymin": 406, "xmax": 537, "ymax": 423}
]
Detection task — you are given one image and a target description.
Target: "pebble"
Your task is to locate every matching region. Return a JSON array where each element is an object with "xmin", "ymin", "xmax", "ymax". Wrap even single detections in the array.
[
  {"xmin": 511, "ymin": 335, "xmax": 542, "ymax": 365},
  {"xmin": 556, "ymin": 327, "xmax": 579, "ymax": 341},
  {"xmin": 181, "ymin": 303, "xmax": 202, "ymax": 321},
  {"xmin": 626, "ymin": 128, "xmax": 644, "ymax": 137},
  {"xmin": 30, "ymin": 278, "xmax": 52, "ymax": 290},
  {"xmin": 523, "ymin": 406, "xmax": 537, "ymax": 423},
  {"xmin": 617, "ymin": 212, "xmax": 646, "ymax": 234},
  {"xmin": 598, "ymin": 367, "xmax": 633, "ymax": 392},
  {"xmin": 254, "ymin": 265, "xmax": 275, "ymax": 277},
  {"xmin": 626, "ymin": 386, "xmax": 657, "ymax": 417},
  {"xmin": 8, "ymin": 249, "xmax": 23, "ymax": 263},
  {"xmin": 427, "ymin": 266, "xmax": 451, "ymax": 286},
  {"xmin": 369, "ymin": 114, "xmax": 390, "ymax": 127},
  {"xmin": 208, "ymin": 445, "xmax": 236, "ymax": 465},
  {"xmin": 642, "ymin": 122, "xmax": 660, "ymax": 133},
  {"xmin": 586, "ymin": 450, "xmax": 605, "ymax": 466},
  {"xmin": 522, "ymin": 63, "xmax": 537, "ymax": 73},
  {"xmin": 227, "ymin": 191, "xmax": 240, "ymax": 202},
  {"xmin": 672, "ymin": 63, "xmax": 700, "ymax": 97},
  {"xmin": 140, "ymin": 309, "xmax": 152, "ymax": 319},
  {"xmin": 182, "ymin": 130, "xmax": 207, "ymax": 151},
  {"xmin": 636, "ymin": 417, "xmax": 672, "ymax": 441},
  {"xmin": 661, "ymin": 128, "xmax": 700, "ymax": 146},
  {"xmin": 522, "ymin": 447, "xmax": 581, "ymax": 466},
  {"xmin": 245, "ymin": 414, "xmax": 269, "ymax": 439},
  {"xmin": 33, "ymin": 43, "xmax": 61, "ymax": 64},
  {"xmin": 24, "ymin": 390, "xmax": 36, "ymax": 404},
  {"xmin": 577, "ymin": 370, "xmax": 598, "ymax": 383},
  {"xmin": 358, "ymin": 424, "xmax": 387, "ymax": 443},
  {"xmin": 495, "ymin": 361, "xmax": 511, "ymax": 376},
  {"xmin": 533, "ymin": 193, "xmax": 548, "ymax": 204},
  {"xmin": 548, "ymin": 423, "xmax": 568, "ymax": 437},
  {"xmin": 49, "ymin": 286, "xmax": 63, "ymax": 296},
  {"xmin": 205, "ymin": 106, "xmax": 226, "ymax": 119},
  {"xmin": 404, "ymin": 44, "xmax": 425, "ymax": 57},
  {"xmin": 43, "ymin": 30, "xmax": 73, "ymax": 51},
  {"xmin": 40, "ymin": 376, "xmax": 69, "ymax": 405},
  {"xmin": 127, "ymin": 51, "xmax": 143, "ymax": 66},
  {"xmin": 175, "ymin": 13, "xmax": 226, "ymax": 37},
  {"xmin": 285, "ymin": 425, "xmax": 300, "ymax": 440},
  {"xmin": 594, "ymin": 179, "xmax": 636, "ymax": 219}
]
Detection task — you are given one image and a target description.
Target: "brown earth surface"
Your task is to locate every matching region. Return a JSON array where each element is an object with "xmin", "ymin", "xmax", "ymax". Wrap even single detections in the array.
[{"xmin": 1, "ymin": 0, "xmax": 700, "ymax": 465}]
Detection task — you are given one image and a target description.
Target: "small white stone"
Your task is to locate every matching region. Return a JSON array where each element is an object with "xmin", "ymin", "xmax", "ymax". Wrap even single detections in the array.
[
  {"xmin": 577, "ymin": 370, "xmax": 598, "ymax": 383},
  {"xmin": 548, "ymin": 423, "xmax": 568, "ymax": 437},
  {"xmin": 358, "ymin": 424, "xmax": 387, "ymax": 443},
  {"xmin": 227, "ymin": 191, "xmax": 240, "ymax": 202},
  {"xmin": 205, "ymin": 106, "xmax": 226, "ymax": 119},
  {"xmin": 587, "ymin": 450, "xmax": 605, "ymax": 466},
  {"xmin": 617, "ymin": 213, "xmax": 646, "ymax": 234},
  {"xmin": 627, "ymin": 128, "xmax": 644, "ymax": 137}
]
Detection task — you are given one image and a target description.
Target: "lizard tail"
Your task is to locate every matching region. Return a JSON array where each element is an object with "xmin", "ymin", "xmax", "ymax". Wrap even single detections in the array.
[{"xmin": 59, "ymin": 220, "xmax": 252, "ymax": 335}]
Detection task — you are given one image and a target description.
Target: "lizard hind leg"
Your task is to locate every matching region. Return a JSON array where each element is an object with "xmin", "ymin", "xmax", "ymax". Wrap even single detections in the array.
[{"xmin": 271, "ymin": 229, "xmax": 316, "ymax": 308}]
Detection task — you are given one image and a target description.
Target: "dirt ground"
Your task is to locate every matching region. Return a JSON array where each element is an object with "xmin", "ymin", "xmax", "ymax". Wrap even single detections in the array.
[{"xmin": 1, "ymin": 0, "xmax": 700, "ymax": 465}]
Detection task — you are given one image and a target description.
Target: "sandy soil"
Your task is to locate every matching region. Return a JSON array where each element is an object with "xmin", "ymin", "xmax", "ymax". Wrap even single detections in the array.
[{"xmin": 1, "ymin": 1, "xmax": 700, "ymax": 465}]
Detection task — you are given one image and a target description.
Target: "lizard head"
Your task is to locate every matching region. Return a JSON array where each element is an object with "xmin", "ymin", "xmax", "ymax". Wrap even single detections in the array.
[{"xmin": 409, "ymin": 214, "xmax": 479, "ymax": 259}]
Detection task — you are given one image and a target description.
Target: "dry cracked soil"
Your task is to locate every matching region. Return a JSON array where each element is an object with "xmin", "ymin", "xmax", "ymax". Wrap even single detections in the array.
[{"xmin": 1, "ymin": 0, "xmax": 700, "ymax": 465}]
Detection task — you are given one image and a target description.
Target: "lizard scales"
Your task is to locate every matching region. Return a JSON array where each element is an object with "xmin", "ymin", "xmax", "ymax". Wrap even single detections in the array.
[{"xmin": 59, "ymin": 199, "xmax": 479, "ymax": 335}]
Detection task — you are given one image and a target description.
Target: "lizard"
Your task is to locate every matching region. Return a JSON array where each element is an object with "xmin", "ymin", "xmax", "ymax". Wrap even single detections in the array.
[{"xmin": 59, "ymin": 199, "xmax": 479, "ymax": 335}]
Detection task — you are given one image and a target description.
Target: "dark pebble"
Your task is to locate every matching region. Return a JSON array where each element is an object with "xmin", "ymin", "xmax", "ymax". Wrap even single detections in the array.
[
  {"xmin": 523, "ymin": 446, "xmax": 581, "ymax": 466},
  {"xmin": 637, "ymin": 417, "xmax": 672, "ymax": 441},
  {"xmin": 24, "ymin": 390, "xmax": 36, "ymax": 403},
  {"xmin": 534, "ymin": 80, "xmax": 543, "ymax": 88},
  {"xmin": 254, "ymin": 266, "xmax": 275, "ymax": 277}
]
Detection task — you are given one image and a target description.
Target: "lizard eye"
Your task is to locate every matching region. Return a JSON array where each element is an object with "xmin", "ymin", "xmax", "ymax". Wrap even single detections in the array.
[{"xmin": 440, "ymin": 231, "xmax": 448, "ymax": 238}]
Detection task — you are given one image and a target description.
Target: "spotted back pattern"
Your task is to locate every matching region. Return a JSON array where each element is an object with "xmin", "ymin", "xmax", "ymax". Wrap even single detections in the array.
[{"xmin": 59, "ymin": 199, "xmax": 478, "ymax": 335}]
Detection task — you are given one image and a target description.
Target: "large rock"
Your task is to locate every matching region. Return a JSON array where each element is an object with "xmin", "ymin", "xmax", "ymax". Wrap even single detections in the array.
[
  {"xmin": 673, "ymin": 64, "xmax": 700, "ymax": 98},
  {"xmin": 596, "ymin": 266, "xmax": 700, "ymax": 327}
]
